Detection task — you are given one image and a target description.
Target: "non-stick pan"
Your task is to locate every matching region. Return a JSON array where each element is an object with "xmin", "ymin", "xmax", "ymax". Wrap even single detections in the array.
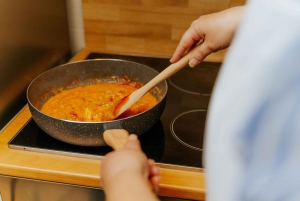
[{"xmin": 27, "ymin": 59, "xmax": 167, "ymax": 146}]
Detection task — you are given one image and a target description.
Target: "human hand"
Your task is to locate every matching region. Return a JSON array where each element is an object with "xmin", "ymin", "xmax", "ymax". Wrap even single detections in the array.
[
  {"xmin": 101, "ymin": 134, "xmax": 160, "ymax": 201},
  {"xmin": 170, "ymin": 6, "xmax": 245, "ymax": 67}
]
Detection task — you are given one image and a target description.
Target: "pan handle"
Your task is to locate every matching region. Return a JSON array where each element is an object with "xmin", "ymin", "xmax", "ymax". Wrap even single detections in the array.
[{"xmin": 103, "ymin": 129, "xmax": 129, "ymax": 150}]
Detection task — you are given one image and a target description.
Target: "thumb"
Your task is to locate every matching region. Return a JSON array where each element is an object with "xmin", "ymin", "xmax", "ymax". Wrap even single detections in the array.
[
  {"xmin": 189, "ymin": 42, "xmax": 212, "ymax": 67},
  {"xmin": 124, "ymin": 134, "xmax": 141, "ymax": 150}
]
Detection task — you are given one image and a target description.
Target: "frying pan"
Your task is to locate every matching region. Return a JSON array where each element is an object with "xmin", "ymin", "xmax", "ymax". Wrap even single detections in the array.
[{"xmin": 27, "ymin": 59, "xmax": 167, "ymax": 146}]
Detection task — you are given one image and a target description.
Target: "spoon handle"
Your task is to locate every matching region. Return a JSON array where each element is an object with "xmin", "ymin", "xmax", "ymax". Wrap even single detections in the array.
[
  {"xmin": 139, "ymin": 49, "xmax": 194, "ymax": 94},
  {"xmin": 115, "ymin": 48, "xmax": 196, "ymax": 117},
  {"xmin": 103, "ymin": 129, "xmax": 129, "ymax": 150}
]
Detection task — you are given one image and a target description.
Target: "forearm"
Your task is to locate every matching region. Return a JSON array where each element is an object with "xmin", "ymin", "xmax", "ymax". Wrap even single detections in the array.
[
  {"xmin": 195, "ymin": 5, "xmax": 246, "ymax": 51},
  {"xmin": 104, "ymin": 172, "xmax": 159, "ymax": 201},
  {"xmin": 222, "ymin": 6, "xmax": 245, "ymax": 35}
]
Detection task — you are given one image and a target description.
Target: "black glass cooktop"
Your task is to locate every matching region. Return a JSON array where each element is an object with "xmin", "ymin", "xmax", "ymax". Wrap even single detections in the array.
[{"xmin": 9, "ymin": 52, "xmax": 221, "ymax": 170}]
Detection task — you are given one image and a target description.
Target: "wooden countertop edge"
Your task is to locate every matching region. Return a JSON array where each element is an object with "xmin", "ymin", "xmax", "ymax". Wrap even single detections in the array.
[
  {"xmin": 69, "ymin": 48, "xmax": 91, "ymax": 62},
  {"xmin": 0, "ymin": 163, "xmax": 99, "ymax": 187},
  {"xmin": 0, "ymin": 49, "xmax": 206, "ymax": 200},
  {"xmin": 0, "ymin": 163, "xmax": 205, "ymax": 200},
  {"xmin": 159, "ymin": 184, "xmax": 206, "ymax": 201}
]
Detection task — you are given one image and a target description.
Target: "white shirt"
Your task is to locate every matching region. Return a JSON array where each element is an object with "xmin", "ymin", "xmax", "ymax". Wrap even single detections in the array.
[{"xmin": 205, "ymin": 0, "xmax": 300, "ymax": 200}]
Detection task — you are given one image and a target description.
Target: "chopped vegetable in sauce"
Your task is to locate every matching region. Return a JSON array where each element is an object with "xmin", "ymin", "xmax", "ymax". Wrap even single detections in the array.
[{"xmin": 41, "ymin": 83, "xmax": 157, "ymax": 122}]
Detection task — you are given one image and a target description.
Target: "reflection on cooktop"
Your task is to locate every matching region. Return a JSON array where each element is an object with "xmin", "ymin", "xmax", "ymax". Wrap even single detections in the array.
[{"xmin": 11, "ymin": 119, "xmax": 165, "ymax": 162}]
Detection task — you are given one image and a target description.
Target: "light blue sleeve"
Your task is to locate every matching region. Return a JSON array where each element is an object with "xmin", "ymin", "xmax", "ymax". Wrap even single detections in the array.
[{"xmin": 205, "ymin": 0, "xmax": 300, "ymax": 201}]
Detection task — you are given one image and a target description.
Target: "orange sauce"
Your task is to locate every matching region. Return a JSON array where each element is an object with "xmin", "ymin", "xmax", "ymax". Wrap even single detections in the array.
[{"xmin": 41, "ymin": 83, "xmax": 157, "ymax": 122}]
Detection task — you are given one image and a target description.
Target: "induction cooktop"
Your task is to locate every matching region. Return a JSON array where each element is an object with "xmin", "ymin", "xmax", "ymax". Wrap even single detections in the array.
[{"xmin": 9, "ymin": 52, "xmax": 220, "ymax": 170}]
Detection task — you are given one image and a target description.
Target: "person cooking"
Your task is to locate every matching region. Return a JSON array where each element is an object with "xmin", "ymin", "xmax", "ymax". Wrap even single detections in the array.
[{"xmin": 101, "ymin": 0, "xmax": 300, "ymax": 200}]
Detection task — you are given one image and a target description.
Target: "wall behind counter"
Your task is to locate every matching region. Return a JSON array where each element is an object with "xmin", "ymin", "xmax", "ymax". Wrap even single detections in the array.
[
  {"xmin": 0, "ymin": 0, "xmax": 71, "ymax": 133},
  {"xmin": 82, "ymin": 0, "xmax": 246, "ymax": 61}
]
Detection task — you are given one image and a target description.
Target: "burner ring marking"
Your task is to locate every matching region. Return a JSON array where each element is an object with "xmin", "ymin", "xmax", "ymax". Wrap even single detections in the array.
[
  {"xmin": 170, "ymin": 109, "xmax": 206, "ymax": 151},
  {"xmin": 168, "ymin": 78, "xmax": 211, "ymax": 96}
]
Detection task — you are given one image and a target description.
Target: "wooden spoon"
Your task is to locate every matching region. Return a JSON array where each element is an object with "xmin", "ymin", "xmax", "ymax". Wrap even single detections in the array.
[
  {"xmin": 112, "ymin": 47, "xmax": 196, "ymax": 119},
  {"xmin": 103, "ymin": 129, "xmax": 130, "ymax": 150}
]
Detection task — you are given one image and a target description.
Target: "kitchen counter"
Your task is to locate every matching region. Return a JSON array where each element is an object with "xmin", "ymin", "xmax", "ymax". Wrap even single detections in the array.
[{"xmin": 0, "ymin": 49, "xmax": 206, "ymax": 201}]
